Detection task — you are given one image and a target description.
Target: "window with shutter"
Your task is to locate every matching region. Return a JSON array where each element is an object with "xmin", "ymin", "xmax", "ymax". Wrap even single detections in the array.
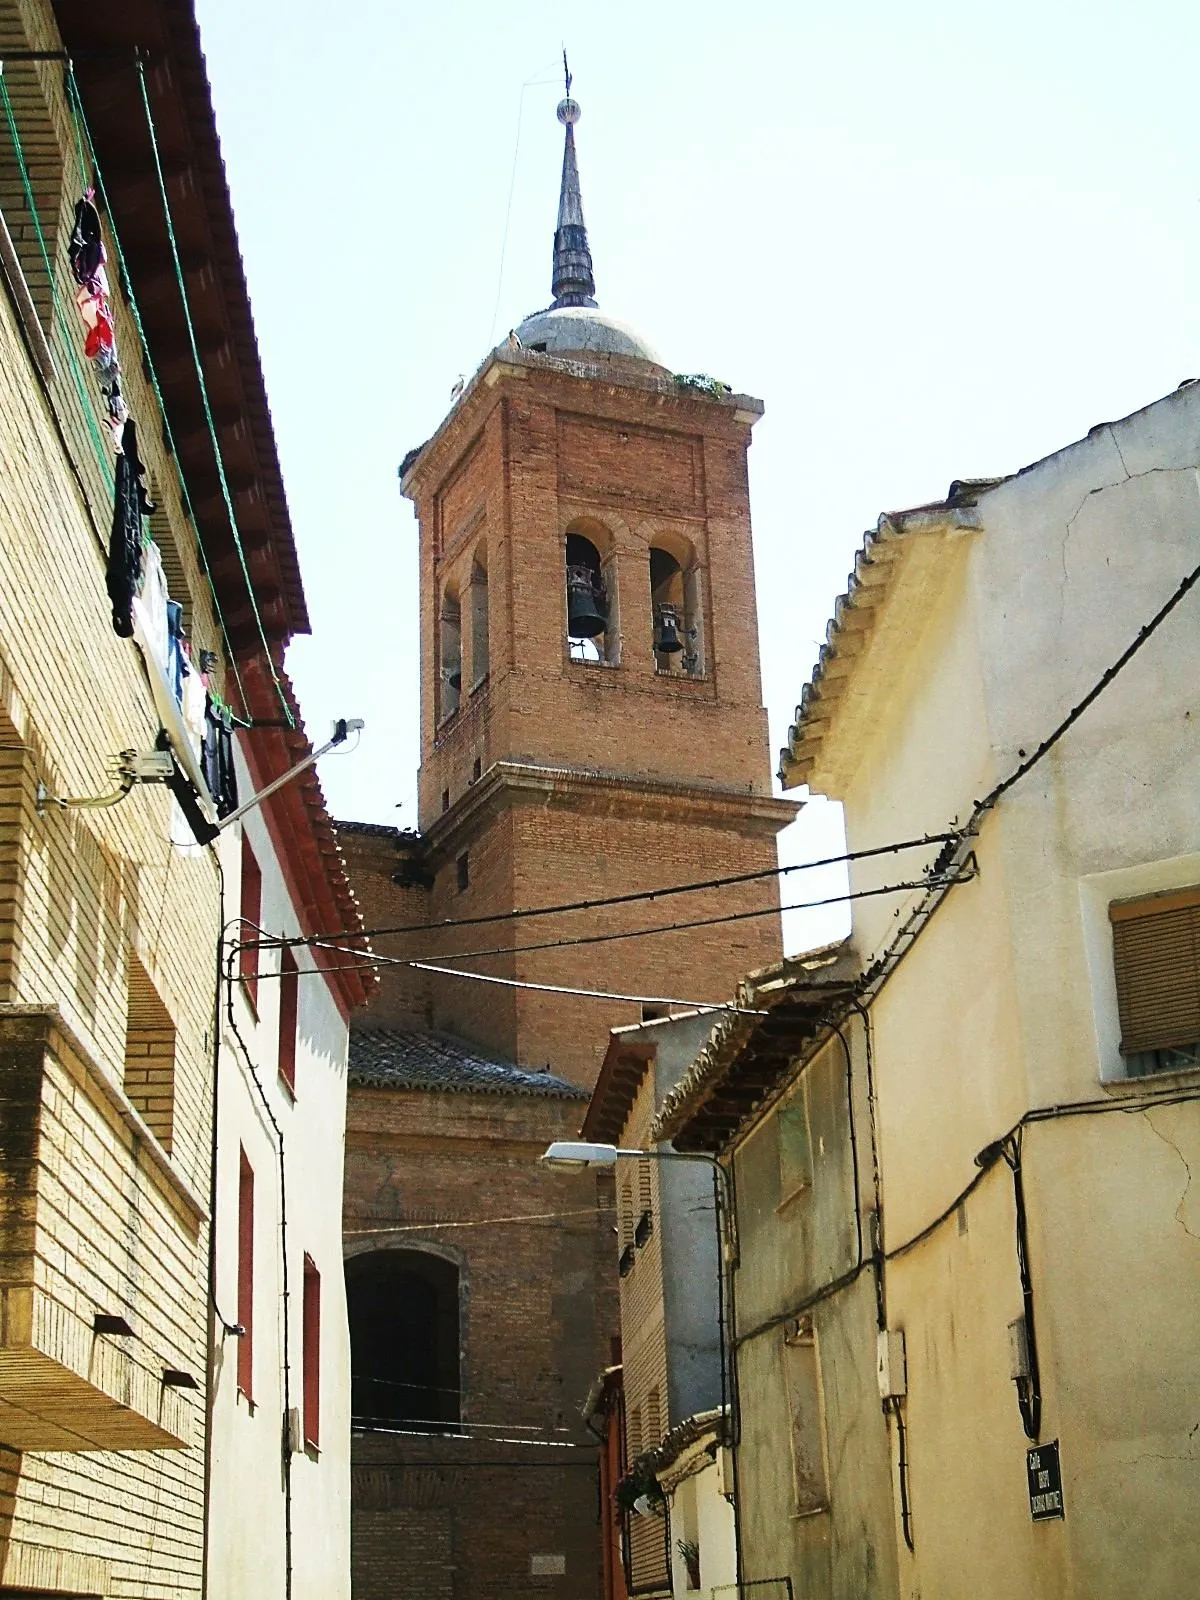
[{"xmin": 1110, "ymin": 887, "xmax": 1200, "ymax": 1075}]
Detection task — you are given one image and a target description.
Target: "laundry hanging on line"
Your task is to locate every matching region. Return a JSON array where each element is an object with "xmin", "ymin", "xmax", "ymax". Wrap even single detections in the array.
[{"xmin": 107, "ymin": 418, "xmax": 155, "ymax": 638}]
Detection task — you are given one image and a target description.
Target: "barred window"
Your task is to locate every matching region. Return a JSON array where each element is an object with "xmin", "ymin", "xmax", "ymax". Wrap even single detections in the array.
[{"xmin": 1110, "ymin": 887, "xmax": 1200, "ymax": 1076}]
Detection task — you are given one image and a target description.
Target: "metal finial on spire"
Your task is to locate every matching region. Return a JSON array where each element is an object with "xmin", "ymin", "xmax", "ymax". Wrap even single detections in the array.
[{"xmin": 551, "ymin": 53, "xmax": 597, "ymax": 309}]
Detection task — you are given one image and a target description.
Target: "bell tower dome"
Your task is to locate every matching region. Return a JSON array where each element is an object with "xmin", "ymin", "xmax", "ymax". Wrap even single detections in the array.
[{"xmin": 401, "ymin": 72, "xmax": 796, "ymax": 1085}]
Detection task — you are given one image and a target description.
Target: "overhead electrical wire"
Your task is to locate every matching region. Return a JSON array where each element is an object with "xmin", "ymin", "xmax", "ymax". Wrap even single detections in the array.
[
  {"xmin": 133, "ymin": 56, "xmax": 293, "ymax": 726},
  {"xmin": 234, "ymin": 874, "xmax": 975, "ymax": 1008},
  {"xmin": 64, "ymin": 66, "xmax": 255, "ymax": 716},
  {"xmin": 345, "ymin": 1206, "xmax": 615, "ymax": 1236},
  {"xmin": 0, "ymin": 71, "xmax": 114, "ymax": 485},
  {"xmin": 242, "ymin": 832, "xmax": 961, "ymax": 953}
]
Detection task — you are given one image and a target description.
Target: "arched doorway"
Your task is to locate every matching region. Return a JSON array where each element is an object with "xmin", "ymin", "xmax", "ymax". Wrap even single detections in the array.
[{"xmin": 345, "ymin": 1249, "xmax": 461, "ymax": 1431}]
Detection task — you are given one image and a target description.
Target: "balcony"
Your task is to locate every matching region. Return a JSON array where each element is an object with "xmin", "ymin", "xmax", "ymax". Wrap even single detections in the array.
[{"xmin": 0, "ymin": 1007, "xmax": 205, "ymax": 1451}]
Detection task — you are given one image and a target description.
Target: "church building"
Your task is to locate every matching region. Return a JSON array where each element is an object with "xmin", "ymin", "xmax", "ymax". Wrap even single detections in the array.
[{"xmin": 338, "ymin": 77, "xmax": 793, "ymax": 1600}]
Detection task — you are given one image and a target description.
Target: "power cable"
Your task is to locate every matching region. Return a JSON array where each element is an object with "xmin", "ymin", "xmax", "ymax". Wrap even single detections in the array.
[
  {"xmin": 973, "ymin": 547, "xmax": 1200, "ymax": 818},
  {"xmin": 242, "ymin": 831, "xmax": 958, "ymax": 953},
  {"xmin": 234, "ymin": 874, "xmax": 973, "ymax": 1014},
  {"xmin": 65, "ymin": 66, "xmax": 254, "ymax": 714},
  {"xmin": 134, "ymin": 56, "xmax": 293, "ymax": 726},
  {"xmin": 345, "ymin": 1206, "xmax": 615, "ymax": 1236}
]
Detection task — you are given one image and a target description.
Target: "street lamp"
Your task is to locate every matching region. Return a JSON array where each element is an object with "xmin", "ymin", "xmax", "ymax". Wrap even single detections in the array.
[
  {"xmin": 540, "ymin": 1137, "xmax": 737, "ymax": 1418},
  {"xmin": 540, "ymin": 1141, "xmax": 734, "ymax": 1228}
]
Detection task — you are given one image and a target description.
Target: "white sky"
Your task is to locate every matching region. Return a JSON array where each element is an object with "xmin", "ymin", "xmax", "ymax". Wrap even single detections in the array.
[{"xmin": 196, "ymin": 0, "xmax": 1200, "ymax": 951}]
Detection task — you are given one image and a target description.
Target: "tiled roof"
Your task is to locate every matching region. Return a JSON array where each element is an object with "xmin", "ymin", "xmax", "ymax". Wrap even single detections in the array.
[
  {"xmin": 348, "ymin": 1028, "xmax": 587, "ymax": 1099},
  {"xmin": 334, "ymin": 819, "xmax": 417, "ymax": 840},
  {"xmin": 651, "ymin": 943, "xmax": 860, "ymax": 1152},
  {"xmin": 777, "ymin": 480, "xmax": 1001, "ymax": 790}
]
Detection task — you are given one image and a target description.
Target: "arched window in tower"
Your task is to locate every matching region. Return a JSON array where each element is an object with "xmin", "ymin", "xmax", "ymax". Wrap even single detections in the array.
[
  {"xmin": 345, "ymin": 1249, "xmax": 461, "ymax": 1431},
  {"xmin": 439, "ymin": 584, "xmax": 462, "ymax": 720},
  {"xmin": 565, "ymin": 520, "xmax": 619, "ymax": 665},
  {"xmin": 469, "ymin": 548, "xmax": 489, "ymax": 689},
  {"xmin": 649, "ymin": 543, "xmax": 704, "ymax": 678}
]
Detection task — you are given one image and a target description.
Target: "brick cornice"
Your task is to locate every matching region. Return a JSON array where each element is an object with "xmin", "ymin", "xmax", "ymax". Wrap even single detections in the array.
[
  {"xmin": 402, "ymin": 349, "xmax": 763, "ymax": 507},
  {"xmin": 421, "ymin": 759, "xmax": 799, "ymax": 860}
]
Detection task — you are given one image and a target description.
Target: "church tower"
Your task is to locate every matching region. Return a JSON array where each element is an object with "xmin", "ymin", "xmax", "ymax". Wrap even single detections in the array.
[{"xmin": 401, "ymin": 84, "xmax": 795, "ymax": 1084}]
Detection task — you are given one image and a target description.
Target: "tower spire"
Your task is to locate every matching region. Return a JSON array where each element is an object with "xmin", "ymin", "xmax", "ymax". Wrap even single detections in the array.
[{"xmin": 551, "ymin": 54, "xmax": 597, "ymax": 309}]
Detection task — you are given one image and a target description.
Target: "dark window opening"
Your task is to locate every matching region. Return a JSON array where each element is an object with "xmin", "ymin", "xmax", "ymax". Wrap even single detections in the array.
[
  {"xmin": 302, "ymin": 1254, "xmax": 321, "ymax": 1449},
  {"xmin": 440, "ymin": 586, "xmax": 462, "ymax": 720},
  {"xmin": 441, "ymin": 787, "xmax": 450, "ymax": 813},
  {"xmin": 237, "ymin": 1149, "xmax": 255, "ymax": 1401},
  {"xmin": 472, "ymin": 756, "xmax": 482, "ymax": 783},
  {"xmin": 618, "ymin": 1243, "xmax": 636, "ymax": 1278},
  {"xmin": 239, "ymin": 835, "xmax": 262, "ymax": 1006},
  {"xmin": 566, "ymin": 528, "xmax": 615, "ymax": 665},
  {"xmin": 634, "ymin": 1210, "xmax": 653, "ymax": 1248},
  {"xmin": 278, "ymin": 944, "xmax": 299, "ymax": 1094},
  {"xmin": 649, "ymin": 545, "xmax": 703, "ymax": 678},
  {"xmin": 1110, "ymin": 886, "xmax": 1200, "ymax": 1074},
  {"xmin": 469, "ymin": 552, "xmax": 489, "ymax": 687},
  {"xmin": 456, "ymin": 852, "xmax": 469, "ymax": 892},
  {"xmin": 346, "ymin": 1250, "xmax": 461, "ymax": 1431}
]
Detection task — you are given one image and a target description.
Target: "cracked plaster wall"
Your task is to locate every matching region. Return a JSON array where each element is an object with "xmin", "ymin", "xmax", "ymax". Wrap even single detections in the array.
[{"xmin": 815, "ymin": 381, "xmax": 1200, "ymax": 1598}]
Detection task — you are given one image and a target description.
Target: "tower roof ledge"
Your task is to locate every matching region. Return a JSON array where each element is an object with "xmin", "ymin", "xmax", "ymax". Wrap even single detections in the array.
[{"xmin": 400, "ymin": 347, "xmax": 763, "ymax": 499}]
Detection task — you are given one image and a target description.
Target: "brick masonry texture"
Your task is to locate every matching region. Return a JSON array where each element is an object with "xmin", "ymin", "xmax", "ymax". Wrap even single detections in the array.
[
  {"xmin": 343, "ymin": 1085, "xmax": 617, "ymax": 1600},
  {"xmin": 0, "ymin": 1, "xmax": 224, "ymax": 1587},
  {"xmin": 340, "ymin": 348, "xmax": 787, "ymax": 1600}
]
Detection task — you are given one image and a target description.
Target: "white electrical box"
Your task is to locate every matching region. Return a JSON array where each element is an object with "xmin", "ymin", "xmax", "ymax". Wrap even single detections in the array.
[
  {"xmin": 1008, "ymin": 1315, "xmax": 1031, "ymax": 1380},
  {"xmin": 714, "ymin": 1444, "xmax": 734, "ymax": 1498},
  {"xmin": 877, "ymin": 1328, "xmax": 907, "ymax": 1400}
]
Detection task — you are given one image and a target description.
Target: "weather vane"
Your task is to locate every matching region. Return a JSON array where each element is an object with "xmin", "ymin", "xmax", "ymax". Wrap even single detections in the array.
[{"xmin": 558, "ymin": 49, "xmax": 580, "ymax": 127}]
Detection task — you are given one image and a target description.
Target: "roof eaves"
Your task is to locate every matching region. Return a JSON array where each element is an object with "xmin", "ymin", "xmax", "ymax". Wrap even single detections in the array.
[
  {"xmin": 56, "ymin": 1, "xmax": 310, "ymax": 643},
  {"xmin": 777, "ymin": 497, "xmax": 987, "ymax": 790},
  {"xmin": 651, "ymin": 943, "xmax": 859, "ymax": 1150}
]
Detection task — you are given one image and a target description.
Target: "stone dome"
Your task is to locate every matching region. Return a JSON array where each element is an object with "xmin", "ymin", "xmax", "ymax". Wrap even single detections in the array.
[{"xmin": 514, "ymin": 305, "xmax": 665, "ymax": 369}]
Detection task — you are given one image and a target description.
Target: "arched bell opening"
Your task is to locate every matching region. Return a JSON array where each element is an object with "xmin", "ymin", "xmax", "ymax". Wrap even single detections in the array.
[
  {"xmin": 564, "ymin": 521, "xmax": 619, "ymax": 664},
  {"xmin": 345, "ymin": 1248, "xmax": 461, "ymax": 1432},
  {"xmin": 649, "ymin": 542, "xmax": 703, "ymax": 677},
  {"xmin": 469, "ymin": 547, "xmax": 489, "ymax": 689},
  {"xmin": 439, "ymin": 583, "xmax": 462, "ymax": 720}
]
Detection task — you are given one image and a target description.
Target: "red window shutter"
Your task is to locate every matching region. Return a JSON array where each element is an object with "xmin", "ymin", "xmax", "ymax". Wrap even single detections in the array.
[
  {"xmin": 237, "ymin": 1150, "xmax": 254, "ymax": 1400},
  {"xmin": 239, "ymin": 837, "xmax": 262, "ymax": 1005},
  {"xmin": 303, "ymin": 1254, "xmax": 321, "ymax": 1449},
  {"xmin": 278, "ymin": 946, "xmax": 299, "ymax": 1093}
]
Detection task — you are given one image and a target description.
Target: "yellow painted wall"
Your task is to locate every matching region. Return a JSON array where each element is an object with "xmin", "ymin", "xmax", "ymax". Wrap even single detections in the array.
[{"xmin": 801, "ymin": 385, "xmax": 1200, "ymax": 1598}]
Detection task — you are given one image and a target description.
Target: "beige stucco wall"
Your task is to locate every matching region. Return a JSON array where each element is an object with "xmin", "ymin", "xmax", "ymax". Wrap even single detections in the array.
[
  {"xmin": 806, "ymin": 383, "xmax": 1200, "ymax": 1597},
  {"xmin": 731, "ymin": 1031, "xmax": 899, "ymax": 1600},
  {"xmin": 665, "ymin": 1454, "xmax": 736, "ymax": 1600},
  {"xmin": 206, "ymin": 774, "xmax": 351, "ymax": 1599}
]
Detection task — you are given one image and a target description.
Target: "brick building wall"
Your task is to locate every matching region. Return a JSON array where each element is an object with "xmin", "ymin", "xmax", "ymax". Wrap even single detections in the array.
[
  {"xmin": 343, "ymin": 1082, "xmax": 617, "ymax": 1600},
  {"xmin": 390, "ymin": 354, "xmax": 794, "ymax": 1082},
  {"xmin": 0, "ymin": 2, "xmax": 221, "ymax": 1585},
  {"xmin": 341, "ymin": 314, "xmax": 789, "ymax": 1600}
]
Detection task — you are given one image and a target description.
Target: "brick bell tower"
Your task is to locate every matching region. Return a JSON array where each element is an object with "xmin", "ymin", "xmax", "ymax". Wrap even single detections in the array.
[{"xmin": 401, "ymin": 82, "xmax": 796, "ymax": 1086}]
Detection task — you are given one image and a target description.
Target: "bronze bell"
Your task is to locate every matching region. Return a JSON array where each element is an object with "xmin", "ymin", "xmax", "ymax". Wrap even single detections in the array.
[
  {"xmin": 566, "ymin": 566, "xmax": 606, "ymax": 639},
  {"xmin": 444, "ymin": 664, "xmax": 462, "ymax": 692},
  {"xmin": 654, "ymin": 605, "xmax": 683, "ymax": 654}
]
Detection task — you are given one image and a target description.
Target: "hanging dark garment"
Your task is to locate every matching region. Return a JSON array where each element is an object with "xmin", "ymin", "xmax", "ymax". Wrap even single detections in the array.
[
  {"xmin": 202, "ymin": 694, "xmax": 239, "ymax": 818},
  {"xmin": 68, "ymin": 196, "xmax": 104, "ymax": 289},
  {"xmin": 106, "ymin": 419, "xmax": 155, "ymax": 639},
  {"xmin": 167, "ymin": 600, "xmax": 186, "ymax": 705}
]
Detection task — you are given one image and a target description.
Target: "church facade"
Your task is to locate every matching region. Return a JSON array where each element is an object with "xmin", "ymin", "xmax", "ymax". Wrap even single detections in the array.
[{"xmin": 339, "ymin": 81, "xmax": 791, "ymax": 1600}]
